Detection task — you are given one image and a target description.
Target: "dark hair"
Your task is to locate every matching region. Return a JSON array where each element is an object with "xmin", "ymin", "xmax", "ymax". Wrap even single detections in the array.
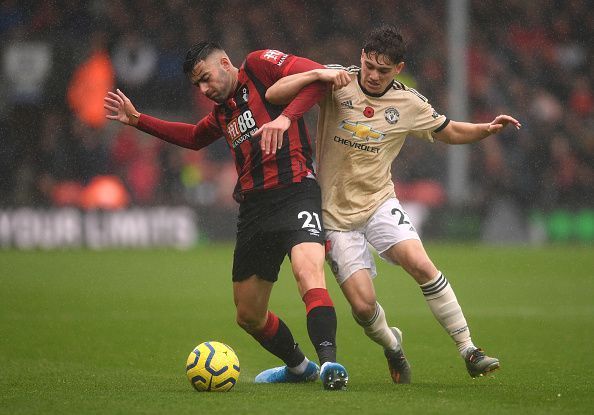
[
  {"xmin": 362, "ymin": 25, "xmax": 406, "ymax": 64},
  {"xmin": 183, "ymin": 41, "xmax": 223, "ymax": 74}
]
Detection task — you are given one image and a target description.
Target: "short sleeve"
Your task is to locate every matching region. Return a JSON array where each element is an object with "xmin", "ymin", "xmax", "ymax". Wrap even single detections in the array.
[{"xmin": 409, "ymin": 92, "xmax": 448, "ymax": 142}]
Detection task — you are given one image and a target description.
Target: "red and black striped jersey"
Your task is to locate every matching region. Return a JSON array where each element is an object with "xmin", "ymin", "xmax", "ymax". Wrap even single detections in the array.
[{"xmin": 137, "ymin": 49, "xmax": 325, "ymax": 202}]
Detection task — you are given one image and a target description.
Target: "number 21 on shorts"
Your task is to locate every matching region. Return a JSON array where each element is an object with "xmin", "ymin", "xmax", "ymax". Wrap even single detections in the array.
[{"xmin": 298, "ymin": 211, "xmax": 322, "ymax": 231}]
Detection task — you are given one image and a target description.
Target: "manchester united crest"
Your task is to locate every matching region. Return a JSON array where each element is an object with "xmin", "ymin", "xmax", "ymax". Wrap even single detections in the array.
[{"xmin": 384, "ymin": 107, "xmax": 399, "ymax": 124}]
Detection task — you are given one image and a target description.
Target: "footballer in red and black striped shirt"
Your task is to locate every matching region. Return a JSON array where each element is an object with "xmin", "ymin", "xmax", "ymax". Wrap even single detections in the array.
[
  {"xmin": 134, "ymin": 45, "xmax": 325, "ymax": 202},
  {"xmin": 103, "ymin": 42, "xmax": 349, "ymax": 390}
]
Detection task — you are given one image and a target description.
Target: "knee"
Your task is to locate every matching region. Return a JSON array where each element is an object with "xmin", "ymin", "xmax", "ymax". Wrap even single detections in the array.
[
  {"xmin": 397, "ymin": 249, "xmax": 437, "ymax": 284},
  {"xmin": 236, "ymin": 309, "xmax": 266, "ymax": 334},
  {"xmin": 292, "ymin": 261, "xmax": 325, "ymax": 289},
  {"xmin": 294, "ymin": 265, "xmax": 321, "ymax": 284},
  {"xmin": 403, "ymin": 256, "xmax": 436, "ymax": 283},
  {"xmin": 351, "ymin": 298, "xmax": 377, "ymax": 322}
]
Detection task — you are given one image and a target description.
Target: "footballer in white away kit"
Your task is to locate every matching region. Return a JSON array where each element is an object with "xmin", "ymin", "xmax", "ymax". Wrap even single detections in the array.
[{"xmin": 266, "ymin": 25, "xmax": 521, "ymax": 383}]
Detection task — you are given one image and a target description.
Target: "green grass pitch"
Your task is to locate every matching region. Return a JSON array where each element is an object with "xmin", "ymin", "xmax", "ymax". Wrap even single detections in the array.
[{"xmin": 1, "ymin": 244, "xmax": 593, "ymax": 414}]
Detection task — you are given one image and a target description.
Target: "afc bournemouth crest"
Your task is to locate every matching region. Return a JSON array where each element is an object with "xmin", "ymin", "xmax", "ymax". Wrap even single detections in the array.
[{"xmin": 384, "ymin": 107, "xmax": 400, "ymax": 124}]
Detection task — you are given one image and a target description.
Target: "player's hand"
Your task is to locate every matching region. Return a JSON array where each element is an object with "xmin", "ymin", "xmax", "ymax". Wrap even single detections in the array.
[
  {"xmin": 104, "ymin": 89, "xmax": 141, "ymax": 126},
  {"xmin": 316, "ymin": 69, "xmax": 351, "ymax": 90},
  {"xmin": 487, "ymin": 114, "xmax": 522, "ymax": 134},
  {"xmin": 253, "ymin": 115, "xmax": 291, "ymax": 155}
]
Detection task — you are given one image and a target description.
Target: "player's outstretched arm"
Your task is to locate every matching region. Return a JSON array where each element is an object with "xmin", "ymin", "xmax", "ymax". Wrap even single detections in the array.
[
  {"xmin": 266, "ymin": 69, "xmax": 350, "ymax": 105},
  {"xmin": 104, "ymin": 89, "xmax": 222, "ymax": 151},
  {"xmin": 104, "ymin": 89, "xmax": 141, "ymax": 127},
  {"xmin": 434, "ymin": 114, "xmax": 522, "ymax": 145}
]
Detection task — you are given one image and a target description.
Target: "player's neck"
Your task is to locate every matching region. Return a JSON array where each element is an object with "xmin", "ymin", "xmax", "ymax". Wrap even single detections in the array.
[{"xmin": 357, "ymin": 73, "xmax": 393, "ymax": 98}]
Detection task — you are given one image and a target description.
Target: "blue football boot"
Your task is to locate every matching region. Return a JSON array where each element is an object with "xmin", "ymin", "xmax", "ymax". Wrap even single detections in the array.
[
  {"xmin": 320, "ymin": 362, "xmax": 348, "ymax": 390},
  {"xmin": 254, "ymin": 360, "xmax": 319, "ymax": 383}
]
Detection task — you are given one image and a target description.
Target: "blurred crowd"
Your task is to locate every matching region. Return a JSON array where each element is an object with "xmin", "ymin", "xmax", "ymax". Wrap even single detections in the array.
[{"xmin": 1, "ymin": 1, "xmax": 592, "ymax": 220}]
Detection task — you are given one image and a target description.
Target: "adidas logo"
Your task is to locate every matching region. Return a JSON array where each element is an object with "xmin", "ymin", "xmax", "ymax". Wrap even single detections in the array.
[
  {"xmin": 319, "ymin": 341, "xmax": 334, "ymax": 347},
  {"xmin": 340, "ymin": 100, "xmax": 353, "ymax": 109}
]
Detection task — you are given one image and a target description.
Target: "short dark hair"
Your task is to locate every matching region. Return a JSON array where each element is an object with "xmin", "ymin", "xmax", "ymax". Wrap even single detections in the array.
[
  {"xmin": 362, "ymin": 25, "xmax": 406, "ymax": 64},
  {"xmin": 183, "ymin": 41, "xmax": 223, "ymax": 74}
]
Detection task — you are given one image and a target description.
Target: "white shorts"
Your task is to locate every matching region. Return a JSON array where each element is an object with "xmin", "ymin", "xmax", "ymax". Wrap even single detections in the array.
[{"xmin": 325, "ymin": 198, "xmax": 420, "ymax": 285}]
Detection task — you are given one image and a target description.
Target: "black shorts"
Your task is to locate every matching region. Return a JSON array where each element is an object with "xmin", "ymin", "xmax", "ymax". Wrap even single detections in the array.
[{"xmin": 232, "ymin": 179, "xmax": 325, "ymax": 283}]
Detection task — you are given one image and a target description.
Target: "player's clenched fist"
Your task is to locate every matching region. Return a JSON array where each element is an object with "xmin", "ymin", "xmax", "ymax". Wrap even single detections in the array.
[{"xmin": 315, "ymin": 69, "xmax": 351, "ymax": 90}]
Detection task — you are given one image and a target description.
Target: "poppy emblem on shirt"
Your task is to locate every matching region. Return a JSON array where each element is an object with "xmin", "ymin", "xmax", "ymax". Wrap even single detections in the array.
[
  {"xmin": 384, "ymin": 107, "xmax": 399, "ymax": 124},
  {"xmin": 363, "ymin": 106, "xmax": 374, "ymax": 118}
]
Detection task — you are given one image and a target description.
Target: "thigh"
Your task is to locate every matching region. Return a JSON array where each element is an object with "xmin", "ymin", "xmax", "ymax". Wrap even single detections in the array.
[
  {"xmin": 365, "ymin": 198, "xmax": 421, "ymax": 265},
  {"xmin": 289, "ymin": 241, "xmax": 326, "ymax": 295},
  {"xmin": 383, "ymin": 239, "xmax": 438, "ymax": 284},
  {"xmin": 325, "ymin": 229, "xmax": 376, "ymax": 286},
  {"xmin": 340, "ymin": 268, "xmax": 377, "ymax": 310}
]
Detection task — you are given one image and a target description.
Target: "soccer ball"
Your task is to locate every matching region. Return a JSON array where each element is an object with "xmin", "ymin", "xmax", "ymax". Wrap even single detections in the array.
[{"xmin": 185, "ymin": 341, "xmax": 240, "ymax": 392}]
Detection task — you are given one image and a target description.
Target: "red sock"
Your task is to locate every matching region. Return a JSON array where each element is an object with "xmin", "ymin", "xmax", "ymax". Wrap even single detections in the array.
[
  {"xmin": 302, "ymin": 287, "xmax": 334, "ymax": 314},
  {"xmin": 256, "ymin": 311, "xmax": 280, "ymax": 341},
  {"xmin": 251, "ymin": 311, "xmax": 305, "ymax": 368}
]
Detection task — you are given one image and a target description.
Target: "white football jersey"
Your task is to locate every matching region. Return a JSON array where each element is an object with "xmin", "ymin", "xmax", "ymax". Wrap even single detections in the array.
[{"xmin": 316, "ymin": 66, "xmax": 448, "ymax": 230}]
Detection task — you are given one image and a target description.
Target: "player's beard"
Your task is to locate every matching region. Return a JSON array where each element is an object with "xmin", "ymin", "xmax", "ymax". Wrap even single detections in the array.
[
  {"xmin": 208, "ymin": 92, "xmax": 223, "ymax": 103},
  {"xmin": 210, "ymin": 70, "xmax": 234, "ymax": 103}
]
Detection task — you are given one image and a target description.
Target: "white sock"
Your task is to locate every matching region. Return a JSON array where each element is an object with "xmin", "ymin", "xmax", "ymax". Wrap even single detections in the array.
[
  {"xmin": 288, "ymin": 357, "xmax": 309, "ymax": 375},
  {"xmin": 420, "ymin": 272, "xmax": 475, "ymax": 357},
  {"xmin": 353, "ymin": 302, "xmax": 400, "ymax": 352}
]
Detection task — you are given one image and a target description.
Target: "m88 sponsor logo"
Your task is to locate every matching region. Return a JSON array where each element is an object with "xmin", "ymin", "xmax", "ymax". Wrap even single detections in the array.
[{"xmin": 228, "ymin": 109, "xmax": 257, "ymax": 148}]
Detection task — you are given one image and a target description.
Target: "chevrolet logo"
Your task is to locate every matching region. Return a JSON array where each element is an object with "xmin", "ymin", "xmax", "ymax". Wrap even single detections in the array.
[{"xmin": 339, "ymin": 121, "xmax": 385, "ymax": 142}]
